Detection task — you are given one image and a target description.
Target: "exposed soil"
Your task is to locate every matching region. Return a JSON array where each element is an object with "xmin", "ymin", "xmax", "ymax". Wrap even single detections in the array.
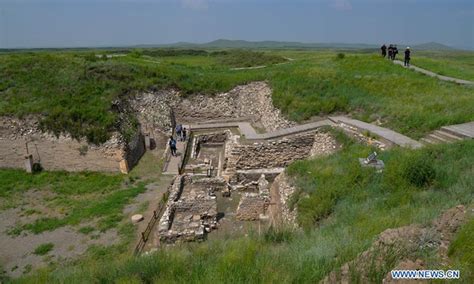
[{"xmin": 322, "ymin": 205, "xmax": 471, "ymax": 284}]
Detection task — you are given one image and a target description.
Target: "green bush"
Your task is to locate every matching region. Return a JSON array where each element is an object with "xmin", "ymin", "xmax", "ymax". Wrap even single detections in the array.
[
  {"xmin": 402, "ymin": 153, "xmax": 436, "ymax": 188},
  {"xmin": 33, "ymin": 243, "xmax": 54, "ymax": 255},
  {"xmin": 337, "ymin": 53, "xmax": 345, "ymax": 59}
]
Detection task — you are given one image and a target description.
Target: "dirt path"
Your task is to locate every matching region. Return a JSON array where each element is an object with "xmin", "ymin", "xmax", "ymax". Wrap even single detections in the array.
[{"xmin": 393, "ymin": 60, "xmax": 474, "ymax": 85}]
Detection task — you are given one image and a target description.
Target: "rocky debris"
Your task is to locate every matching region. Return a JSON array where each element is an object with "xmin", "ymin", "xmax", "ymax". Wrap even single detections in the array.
[
  {"xmin": 130, "ymin": 90, "xmax": 178, "ymax": 135},
  {"xmin": 322, "ymin": 205, "xmax": 470, "ymax": 284},
  {"xmin": 172, "ymin": 82, "xmax": 295, "ymax": 132},
  {"xmin": 310, "ymin": 131, "xmax": 338, "ymax": 157}
]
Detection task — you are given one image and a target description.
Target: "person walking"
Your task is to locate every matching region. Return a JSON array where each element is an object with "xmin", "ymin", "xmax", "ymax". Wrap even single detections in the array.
[
  {"xmin": 381, "ymin": 44, "xmax": 387, "ymax": 58},
  {"xmin": 169, "ymin": 136, "xmax": 177, "ymax": 156},
  {"xmin": 404, "ymin": 47, "xmax": 411, "ymax": 67},
  {"xmin": 175, "ymin": 124, "xmax": 182, "ymax": 141},
  {"xmin": 392, "ymin": 45, "xmax": 399, "ymax": 60},
  {"xmin": 182, "ymin": 127, "xmax": 187, "ymax": 142},
  {"xmin": 388, "ymin": 45, "xmax": 393, "ymax": 60}
]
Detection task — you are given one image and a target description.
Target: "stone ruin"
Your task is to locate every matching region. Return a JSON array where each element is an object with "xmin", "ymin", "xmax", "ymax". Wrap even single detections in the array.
[
  {"xmin": 158, "ymin": 175, "xmax": 225, "ymax": 243},
  {"xmin": 236, "ymin": 174, "xmax": 271, "ymax": 221},
  {"xmin": 149, "ymin": 82, "xmax": 339, "ymax": 244}
]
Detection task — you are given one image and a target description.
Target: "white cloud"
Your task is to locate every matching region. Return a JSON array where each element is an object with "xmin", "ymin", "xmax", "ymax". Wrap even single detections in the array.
[{"xmin": 331, "ymin": 0, "xmax": 352, "ymax": 11}]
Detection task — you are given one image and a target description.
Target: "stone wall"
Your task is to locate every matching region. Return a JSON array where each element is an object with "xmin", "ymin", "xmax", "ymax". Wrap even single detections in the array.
[
  {"xmin": 0, "ymin": 117, "xmax": 143, "ymax": 173},
  {"xmin": 268, "ymin": 172, "xmax": 298, "ymax": 227},
  {"xmin": 225, "ymin": 133, "xmax": 315, "ymax": 171},
  {"xmin": 125, "ymin": 132, "xmax": 146, "ymax": 170},
  {"xmin": 236, "ymin": 193, "xmax": 268, "ymax": 221}
]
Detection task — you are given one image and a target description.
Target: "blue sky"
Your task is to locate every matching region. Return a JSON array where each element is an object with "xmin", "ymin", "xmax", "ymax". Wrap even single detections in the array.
[{"xmin": 0, "ymin": 0, "xmax": 473, "ymax": 49}]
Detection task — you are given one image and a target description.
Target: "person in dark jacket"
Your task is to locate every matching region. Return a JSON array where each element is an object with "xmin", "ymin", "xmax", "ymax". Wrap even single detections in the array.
[
  {"xmin": 182, "ymin": 127, "xmax": 187, "ymax": 142},
  {"xmin": 381, "ymin": 44, "xmax": 387, "ymax": 58},
  {"xmin": 392, "ymin": 45, "xmax": 399, "ymax": 60},
  {"xmin": 169, "ymin": 136, "xmax": 177, "ymax": 156},
  {"xmin": 404, "ymin": 47, "xmax": 411, "ymax": 66},
  {"xmin": 388, "ymin": 45, "xmax": 393, "ymax": 60}
]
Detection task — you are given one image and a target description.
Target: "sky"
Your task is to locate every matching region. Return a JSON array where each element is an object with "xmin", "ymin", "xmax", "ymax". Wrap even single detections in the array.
[{"xmin": 0, "ymin": 0, "xmax": 473, "ymax": 49}]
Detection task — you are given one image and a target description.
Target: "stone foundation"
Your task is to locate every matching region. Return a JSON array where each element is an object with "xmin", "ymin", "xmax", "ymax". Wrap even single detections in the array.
[{"xmin": 158, "ymin": 175, "xmax": 224, "ymax": 243}]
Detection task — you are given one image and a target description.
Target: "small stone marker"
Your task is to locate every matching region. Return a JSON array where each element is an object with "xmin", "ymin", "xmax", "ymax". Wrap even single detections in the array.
[
  {"xmin": 364, "ymin": 152, "xmax": 378, "ymax": 164},
  {"xmin": 144, "ymin": 133, "xmax": 151, "ymax": 150},
  {"xmin": 131, "ymin": 214, "xmax": 144, "ymax": 223},
  {"xmin": 24, "ymin": 154, "xmax": 33, "ymax": 173},
  {"xmin": 359, "ymin": 151, "xmax": 384, "ymax": 172}
]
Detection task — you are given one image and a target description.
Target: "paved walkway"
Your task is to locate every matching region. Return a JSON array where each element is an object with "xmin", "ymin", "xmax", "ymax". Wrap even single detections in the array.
[
  {"xmin": 441, "ymin": 121, "xmax": 474, "ymax": 139},
  {"xmin": 329, "ymin": 116, "xmax": 424, "ymax": 149},
  {"xmin": 162, "ymin": 140, "xmax": 186, "ymax": 175},
  {"xmin": 189, "ymin": 119, "xmax": 334, "ymax": 140},
  {"xmin": 393, "ymin": 60, "xmax": 474, "ymax": 85}
]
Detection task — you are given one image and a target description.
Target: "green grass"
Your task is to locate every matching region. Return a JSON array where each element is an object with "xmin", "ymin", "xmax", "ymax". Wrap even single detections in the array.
[
  {"xmin": 1, "ymin": 49, "xmax": 473, "ymax": 143},
  {"xmin": 449, "ymin": 218, "xmax": 474, "ymax": 281},
  {"xmin": 0, "ymin": 169, "xmax": 146, "ymax": 235},
  {"xmin": 14, "ymin": 140, "xmax": 474, "ymax": 283},
  {"xmin": 413, "ymin": 50, "xmax": 474, "ymax": 81},
  {"xmin": 33, "ymin": 243, "xmax": 54, "ymax": 256}
]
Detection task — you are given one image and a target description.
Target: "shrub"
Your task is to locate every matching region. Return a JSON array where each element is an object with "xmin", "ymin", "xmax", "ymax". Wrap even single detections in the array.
[
  {"xmin": 33, "ymin": 243, "xmax": 54, "ymax": 255},
  {"xmin": 337, "ymin": 53, "xmax": 345, "ymax": 59},
  {"xmin": 402, "ymin": 153, "xmax": 436, "ymax": 188}
]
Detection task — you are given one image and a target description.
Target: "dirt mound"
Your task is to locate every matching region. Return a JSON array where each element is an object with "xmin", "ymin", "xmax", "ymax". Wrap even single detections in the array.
[{"xmin": 321, "ymin": 205, "xmax": 469, "ymax": 284}]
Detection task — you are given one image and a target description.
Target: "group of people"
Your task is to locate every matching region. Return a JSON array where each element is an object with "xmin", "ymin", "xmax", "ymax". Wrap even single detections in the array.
[
  {"xmin": 168, "ymin": 124, "xmax": 187, "ymax": 157},
  {"xmin": 381, "ymin": 44, "xmax": 411, "ymax": 67}
]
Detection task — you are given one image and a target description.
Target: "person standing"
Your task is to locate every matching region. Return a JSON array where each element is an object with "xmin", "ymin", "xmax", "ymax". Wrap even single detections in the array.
[
  {"xmin": 182, "ymin": 127, "xmax": 187, "ymax": 142},
  {"xmin": 388, "ymin": 45, "xmax": 393, "ymax": 60},
  {"xmin": 175, "ymin": 124, "xmax": 182, "ymax": 141},
  {"xmin": 381, "ymin": 44, "xmax": 387, "ymax": 58},
  {"xmin": 169, "ymin": 136, "xmax": 177, "ymax": 156},
  {"xmin": 404, "ymin": 47, "xmax": 411, "ymax": 67}
]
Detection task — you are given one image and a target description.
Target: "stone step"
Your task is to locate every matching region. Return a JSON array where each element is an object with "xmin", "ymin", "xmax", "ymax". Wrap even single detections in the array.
[
  {"xmin": 420, "ymin": 137, "xmax": 438, "ymax": 145},
  {"xmin": 433, "ymin": 130, "xmax": 464, "ymax": 142},
  {"xmin": 441, "ymin": 125, "xmax": 474, "ymax": 139},
  {"xmin": 427, "ymin": 133, "xmax": 450, "ymax": 144}
]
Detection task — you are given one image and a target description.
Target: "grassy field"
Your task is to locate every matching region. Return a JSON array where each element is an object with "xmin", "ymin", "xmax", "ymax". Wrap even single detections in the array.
[
  {"xmin": 0, "ymin": 169, "xmax": 144, "ymax": 235},
  {"xmin": 0, "ymin": 150, "xmax": 169, "ymax": 281},
  {"xmin": 1, "ymin": 48, "xmax": 473, "ymax": 143},
  {"xmin": 414, "ymin": 50, "xmax": 474, "ymax": 81},
  {"xmin": 11, "ymin": 138, "xmax": 473, "ymax": 283}
]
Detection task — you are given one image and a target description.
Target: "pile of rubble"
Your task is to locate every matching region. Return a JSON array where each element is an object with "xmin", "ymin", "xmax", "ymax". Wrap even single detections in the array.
[
  {"xmin": 173, "ymin": 82, "xmax": 294, "ymax": 132},
  {"xmin": 130, "ymin": 89, "xmax": 178, "ymax": 135}
]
